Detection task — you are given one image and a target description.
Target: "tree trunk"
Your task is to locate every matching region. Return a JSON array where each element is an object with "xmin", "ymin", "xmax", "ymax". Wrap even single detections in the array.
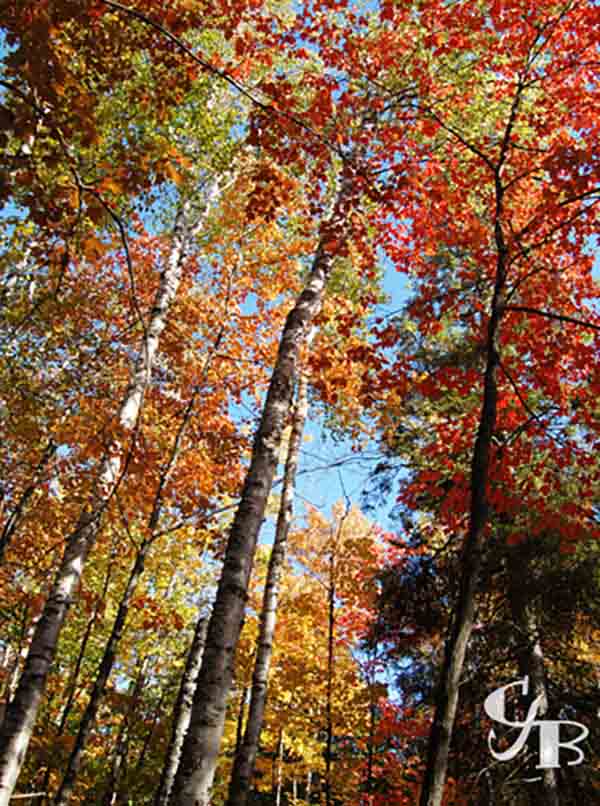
[
  {"xmin": 0, "ymin": 440, "xmax": 57, "ymax": 564},
  {"xmin": 234, "ymin": 687, "xmax": 247, "ymax": 762},
  {"xmin": 227, "ymin": 373, "xmax": 309, "ymax": 806},
  {"xmin": 169, "ymin": 168, "xmax": 357, "ymax": 806},
  {"xmin": 57, "ymin": 536, "xmax": 118, "ymax": 739},
  {"xmin": 102, "ymin": 719, "xmax": 130, "ymax": 806},
  {"xmin": 133, "ymin": 686, "xmax": 169, "ymax": 790},
  {"xmin": 53, "ymin": 538, "xmax": 152, "ymax": 806},
  {"xmin": 273, "ymin": 730, "xmax": 283, "ymax": 806},
  {"xmin": 419, "ymin": 161, "xmax": 512, "ymax": 806},
  {"xmin": 325, "ymin": 548, "xmax": 335, "ymax": 806},
  {"xmin": 364, "ymin": 660, "xmax": 376, "ymax": 806},
  {"xmin": 507, "ymin": 548, "xmax": 559, "ymax": 806},
  {"xmin": 153, "ymin": 616, "xmax": 208, "ymax": 806},
  {"xmin": 38, "ymin": 547, "xmax": 117, "ymax": 804},
  {"xmin": 0, "ymin": 197, "xmax": 202, "ymax": 805},
  {"xmin": 101, "ymin": 660, "xmax": 147, "ymax": 806}
]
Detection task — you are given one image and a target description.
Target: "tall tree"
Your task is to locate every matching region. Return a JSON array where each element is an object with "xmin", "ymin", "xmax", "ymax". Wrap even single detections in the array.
[
  {"xmin": 169, "ymin": 159, "xmax": 361, "ymax": 806},
  {"xmin": 227, "ymin": 366, "xmax": 309, "ymax": 806}
]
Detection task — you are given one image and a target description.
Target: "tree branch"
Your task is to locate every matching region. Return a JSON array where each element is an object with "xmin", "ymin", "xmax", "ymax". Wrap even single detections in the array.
[{"xmin": 506, "ymin": 305, "xmax": 600, "ymax": 332}]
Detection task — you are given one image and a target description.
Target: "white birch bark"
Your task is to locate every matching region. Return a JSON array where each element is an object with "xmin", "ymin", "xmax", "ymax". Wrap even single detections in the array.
[
  {"xmin": 0, "ymin": 184, "xmax": 220, "ymax": 804},
  {"xmin": 153, "ymin": 616, "xmax": 209, "ymax": 806},
  {"xmin": 169, "ymin": 167, "xmax": 357, "ymax": 806}
]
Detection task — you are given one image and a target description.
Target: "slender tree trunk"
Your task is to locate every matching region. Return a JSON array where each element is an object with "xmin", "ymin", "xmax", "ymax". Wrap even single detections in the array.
[
  {"xmin": 53, "ymin": 538, "xmax": 152, "ymax": 806},
  {"xmin": 325, "ymin": 549, "xmax": 335, "ymax": 806},
  {"xmin": 52, "ymin": 311, "xmax": 222, "ymax": 806},
  {"xmin": 227, "ymin": 373, "xmax": 309, "ymax": 806},
  {"xmin": 169, "ymin": 167, "xmax": 357, "ymax": 806},
  {"xmin": 419, "ymin": 158, "xmax": 513, "ymax": 806},
  {"xmin": 0, "ymin": 200, "xmax": 198, "ymax": 805},
  {"xmin": 306, "ymin": 771, "xmax": 312, "ymax": 804},
  {"xmin": 102, "ymin": 721, "xmax": 130, "ymax": 806},
  {"xmin": 133, "ymin": 686, "xmax": 168, "ymax": 785},
  {"xmin": 0, "ymin": 441, "xmax": 56, "ymax": 564},
  {"xmin": 38, "ymin": 549, "xmax": 117, "ymax": 804},
  {"xmin": 56, "ymin": 539, "xmax": 117, "ymax": 737},
  {"xmin": 324, "ymin": 503, "xmax": 349, "ymax": 806},
  {"xmin": 57, "ymin": 297, "xmax": 224, "ymax": 806},
  {"xmin": 507, "ymin": 548, "xmax": 559, "ymax": 806},
  {"xmin": 102, "ymin": 657, "xmax": 148, "ymax": 806},
  {"xmin": 153, "ymin": 617, "xmax": 208, "ymax": 806},
  {"xmin": 234, "ymin": 687, "xmax": 247, "ymax": 762},
  {"xmin": 273, "ymin": 730, "xmax": 283, "ymax": 806},
  {"xmin": 364, "ymin": 665, "xmax": 376, "ymax": 806}
]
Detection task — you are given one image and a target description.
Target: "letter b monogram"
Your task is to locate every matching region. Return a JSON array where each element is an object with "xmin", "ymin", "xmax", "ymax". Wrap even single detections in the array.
[{"xmin": 484, "ymin": 676, "xmax": 588, "ymax": 770}]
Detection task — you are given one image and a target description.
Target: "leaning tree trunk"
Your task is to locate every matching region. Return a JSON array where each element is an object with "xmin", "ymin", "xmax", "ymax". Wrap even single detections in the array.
[
  {"xmin": 0, "ymin": 440, "xmax": 57, "ymax": 564},
  {"xmin": 0, "ymin": 195, "xmax": 208, "ymax": 806},
  {"xmin": 507, "ymin": 547, "xmax": 559, "ymax": 806},
  {"xmin": 38, "ymin": 545, "xmax": 117, "ymax": 803},
  {"xmin": 102, "ymin": 658, "xmax": 147, "ymax": 806},
  {"xmin": 53, "ymin": 537, "xmax": 153, "ymax": 806},
  {"xmin": 54, "ymin": 539, "xmax": 117, "ymax": 739},
  {"xmin": 418, "ymin": 162, "xmax": 512, "ymax": 806},
  {"xmin": 153, "ymin": 616, "xmax": 209, "ymax": 806},
  {"xmin": 226, "ymin": 372, "xmax": 309, "ymax": 806},
  {"xmin": 169, "ymin": 167, "xmax": 357, "ymax": 806}
]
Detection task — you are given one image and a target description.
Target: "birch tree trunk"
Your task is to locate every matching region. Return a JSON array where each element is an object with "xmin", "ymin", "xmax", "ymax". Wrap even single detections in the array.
[
  {"xmin": 0, "ymin": 196, "xmax": 205, "ymax": 805},
  {"xmin": 226, "ymin": 373, "xmax": 309, "ymax": 806},
  {"xmin": 273, "ymin": 730, "xmax": 283, "ymax": 806},
  {"xmin": 53, "ymin": 538, "xmax": 152, "ymax": 806},
  {"xmin": 169, "ymin": 168, "xmax": 357, "ymax": 806},
  {"xmin": 153, "ymin": 616, "xmax": 208, "ymax": 806},
  {"xmin": 38, "ymin": 548, "xmax": 116, "ymax": 804}
]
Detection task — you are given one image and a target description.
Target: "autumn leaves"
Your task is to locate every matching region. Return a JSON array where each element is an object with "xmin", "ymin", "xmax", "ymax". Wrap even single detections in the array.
[{"xmin": 1, "ymin": 1, "xmax": 599, "ymax": 805}]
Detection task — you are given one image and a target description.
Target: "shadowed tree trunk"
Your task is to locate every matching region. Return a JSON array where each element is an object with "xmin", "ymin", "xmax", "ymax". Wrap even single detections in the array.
[
  {"xmin": 38, "ymin": 545, "xmax": 117, "ymax": 804},
  {"xmin": 169, "ymin": 166, "xmax": 358, "ymax": 806},
  {"xmin": 233, "ymin": 686, "xmax": 247, "ymax": 762},
  {"xmin": 418, "ymin": 83, "xmax": 523, "ymax": 806},
  {"xmin": 53, "ymin": 537, "xmax": 153, "ymax": 806},
  {"xmin": 227, "ymin": 372, "xmax": 309, "ymax": 806},
  {"xmin": 507, "ymin": 547, "xmax": 559, "ymax": 806},
  {"xmin": 102, "ymin": 658, "xmax": 147, "ymax": 806},
  {"xmin": 55, "ymin": 540, "xmax": 117, "ymax": 739},
  {"xmin": 325, "ymin": 542, "xmax": 336, "ymax": 806},
  {"xmin": 0, "ymin": 440, "xmax": 57, "ymax": 564}
]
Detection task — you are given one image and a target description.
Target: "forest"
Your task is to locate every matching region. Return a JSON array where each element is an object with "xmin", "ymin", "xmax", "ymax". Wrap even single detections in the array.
[{"xmin": 0, "ymin": 1, "xmax": 598, "ymax": 805}]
